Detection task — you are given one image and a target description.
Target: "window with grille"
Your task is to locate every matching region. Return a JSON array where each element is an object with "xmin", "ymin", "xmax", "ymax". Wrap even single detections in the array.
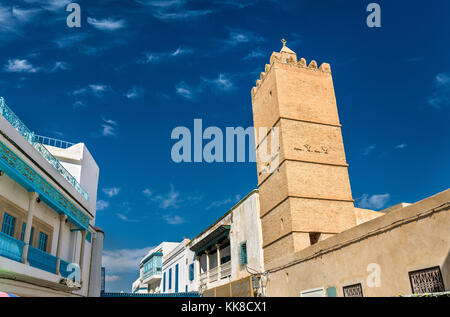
[
  {"xmin": 38, "ymin": 232, "xmax": 48, "ymax": 251},
  {"xmin": 1, "ymin": 213, "xmax": 16, "ymax": 237},
  {"xmin": 239, "ymin": 242, "xmax": 247, "ymax": 266},
  {"xmin": 343, "ymin": 283, "xmax": 363, "ymax": 297},
  {"xmin": 409, "ymin": 266, "xmax": 445, "ymax": 294}
]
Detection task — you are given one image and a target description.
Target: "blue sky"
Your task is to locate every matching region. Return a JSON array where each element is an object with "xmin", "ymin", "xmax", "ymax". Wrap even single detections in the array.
[{"xmin": 0, "ymin": 0, "xmax": 449, "ymax": 292}]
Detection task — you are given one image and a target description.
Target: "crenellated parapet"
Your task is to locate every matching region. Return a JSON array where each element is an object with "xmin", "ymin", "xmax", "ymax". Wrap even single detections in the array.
[{"xmin": 251, "ymin": 45, "xmax": 332, "ymax": 97}]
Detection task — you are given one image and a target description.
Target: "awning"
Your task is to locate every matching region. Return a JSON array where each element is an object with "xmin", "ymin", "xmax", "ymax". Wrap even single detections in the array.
[{"xmin": 190, "ymin": 225, "xmax": 230, "ymax": 254}]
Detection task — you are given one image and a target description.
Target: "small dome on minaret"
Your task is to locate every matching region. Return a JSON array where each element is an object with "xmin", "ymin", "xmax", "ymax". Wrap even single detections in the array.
[
  {"xmin": 280, "ymin": 38, "xmax": 296, "ymax": 54},
  {"xmin": 268, "ymin": 38, "xmax": 297, "ymax": 64}
]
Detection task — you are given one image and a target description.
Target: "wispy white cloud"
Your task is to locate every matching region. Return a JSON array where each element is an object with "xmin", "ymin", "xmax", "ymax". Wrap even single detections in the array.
[
  {"xmin": 175, "ymin": 73, "xmax": 234, "ymax": 100},
  {"xmin": 150, "ymin": 184, "xmax": 181, "ymax": 209},
  {"xmin": 124, "ymin": 86, "xmax": 143, "ymax": 99},
  {"xmin": 87, "ymin": 17, "xmax": 125, "ymax": 31},
  {"xmin": 395, "ymin": 143, "xmax": 407, "ymax": 149},
  {"xmin": 243, "ymin": 48, "xmax": 265, "ymax": 60},
  {"xmin": 4, "ymin": 58, "xmax": 38, "ymax": 73},
  {"xmin": 138, "ymin": 46, "xmax": 193, "ymax": 64},
  {"xmin": 53, "ymin": 33, "xmax": 89, "ymax": 48},
  {"xmin": 162, "ymin": 214, "xmax": 184, "ymax": 225},
  {"xmin": 202, "ymin": 73, "xmax": 234, "ymax": 91},
  {"xmin": 223, "ymin": 27, "xmax": 264, "ymax": 46},
  {"xmin": 100, "ymin": 117, "xmax": 118, "ymax": 137},
  {"xmin": 103, "ymin": 187, "xmax": 120, "ymax": 197},
  {"xmin": 103, "ymin": 246, "xmax": 154, "ymax": 273},
  {"xmin": 363, "ymin": 144, "xmax": 376, "ymax": 156},
  {"xmin": 205, "ymin": 194, "xmax": 241, "ymax": 210},
  {"xmin": 72, "ymin": 100, "xmax": 86, "ymax": 108},
  {"xmin": 72, "ymin": 84, "xmax": 110, "ymax": 98},
  {"xmin": 116, "ymin": 213, "xmax": 138, "ymax": 222},
  {"xmin": 105, "ymin": 275, "xmax": 120, "ymax": 282},
  {"xmin": 428, "ymin": 73, "xmax": 450, "ymax": 109},
  {"xmin": 23, "ymin": 0, "xmax": 70, "ymax": 12},
  {"xmin": 175, "ymin": 81, "xmax": 196, "ymax": 100},
  {"xmin": 137, "ymin": 0, "xmax": 213, "ymax": 20},
  {"xmin": 356, "ymin": 193, "xmax": 390, "ymax": 210},
  {"xmin": 96, "ymin": 200, "xmax": 109, "ymax": 211}
]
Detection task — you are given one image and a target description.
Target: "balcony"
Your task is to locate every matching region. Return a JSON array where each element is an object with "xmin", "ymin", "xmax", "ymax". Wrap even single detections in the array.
[
  {"xmin": 0, "ymin": 231, "xmax": 69, "ymax": 277},
  {"xmin": 59, "ymin": 259, "xmax": 71, "ymax": 278},
  {"xmin": 0, "ymin": 97, "xmax": 89, "ymax": 201},
  {"xmin": 199, "ymin": 260, "xmax": 232, "ymax": 285},
  {"xmin": 27, "ymin": 246, "xmax": 58, "ymax": 274},
  {"xmin": 0, "ymin": 231, "xmax": 25, "ymax": 262}
]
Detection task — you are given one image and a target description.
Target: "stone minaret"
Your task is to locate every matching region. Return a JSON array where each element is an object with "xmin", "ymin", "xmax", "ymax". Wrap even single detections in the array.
[{"xmin": 251, "ymin": 41, "xmax": 356, "ymax": 267}]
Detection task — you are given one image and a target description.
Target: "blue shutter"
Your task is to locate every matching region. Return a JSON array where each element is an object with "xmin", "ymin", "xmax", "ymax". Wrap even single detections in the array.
[
  {"xmin": 240, "ymin": 242, "xmax": 247, "ymax": 266},
  {"xmin": 189, "ymin": 263, "xmax": 194, "ymax": 281},
  {"xmin": 169, "ymin": 268, "xmax": 172, "ymax": 290},
  {"xmin": 38, "ymin": 232, "xmax": 48, "ymax": 251},
  {"xmin": 175, "ymin": 264, "xmax": 179, "ymax": 293},
  {"xmin": 1, "ymin": 213, "xmax": 16, "ymax": 237},
  {"xmin": 163, "ymin": 272, "xmax": 166, "ymax": 292}
]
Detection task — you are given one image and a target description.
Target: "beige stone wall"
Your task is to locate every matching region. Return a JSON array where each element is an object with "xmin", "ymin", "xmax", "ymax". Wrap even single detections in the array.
[
  {"xmin": 252, "ymin": 49, "xmax": 357, "ymax": 267},
  {"xmin": 264, "ymin": 189, "xmax": 450, "ymax": 296}
]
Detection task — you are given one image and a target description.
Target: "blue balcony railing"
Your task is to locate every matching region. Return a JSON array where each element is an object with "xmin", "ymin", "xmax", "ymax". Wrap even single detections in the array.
[
  {"xmin": 59, "ymin": 259, "xmax": 71, "ymax": 278},
  {"xmin": 27, "ymin": 246, "xmax": 58, "ymax": 274},
  {"xmin": 0, "ymin": 97, "xmax": 89, "ymax": 201},
  {"xmin": 0, "ymin": 231, "xmax": 25, "ymax": 262}
]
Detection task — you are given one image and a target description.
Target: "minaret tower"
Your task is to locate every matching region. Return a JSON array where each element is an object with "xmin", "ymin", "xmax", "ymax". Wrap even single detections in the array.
[{"xmin": 251, "ymin": 40, "xmax": 356, "ymax": 267}]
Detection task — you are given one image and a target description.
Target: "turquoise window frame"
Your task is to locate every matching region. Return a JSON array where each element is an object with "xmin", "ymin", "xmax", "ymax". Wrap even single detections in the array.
[
  {"xmin": 1, "ymin": 213, "xmax": 16, "ymax": 237},
  {"xmin": 239, "ymin": 241, "xmax": 247, "ymax": 266},
  {"xmin": 37, "ymin": 231, "xmax": 48, "ymax": 251}
]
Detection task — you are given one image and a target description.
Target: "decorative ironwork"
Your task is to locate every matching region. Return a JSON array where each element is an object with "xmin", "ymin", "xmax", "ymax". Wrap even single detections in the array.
[
  {"xmin": 0, "ymin": 97, "xmax": 89, "ymax": 201},
  {"xmin": 0, "ymin": 139, "xmax": 89, "ymax": 230},
  {"xmin": 409, "ymin": 266, "xmax": 445, "ymax": 294},
  {"xmin": 34, "ymin": 135, "xmax": 75, "ymax": 149},
  {"xmin": 343, "ymin": 283, "xmax": 363, "ymax": 297}
]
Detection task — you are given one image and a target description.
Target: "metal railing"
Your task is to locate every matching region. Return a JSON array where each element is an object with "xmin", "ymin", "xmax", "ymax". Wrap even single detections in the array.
[
  {"xmin": 0, "ymin": 97, "xmax": 89, "ymax": 201},
  {"xmin": 27, "ymin": 246, "xmax": 58, "ymax": 274},
  {"xmin": 34, "ymin": 135, "xmax": 75, "ymax": 149},
  {"xmin": 0, "ymin": 231, "xmax": 24, "ymax": 262}
]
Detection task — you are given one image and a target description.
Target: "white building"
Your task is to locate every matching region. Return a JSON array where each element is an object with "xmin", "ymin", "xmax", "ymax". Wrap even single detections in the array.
[
  {"xmin": 133, "ymin": 242, "xmax": 178, "ymax": 293},
  {"xmin": 0, "ymin": 97, "xmax": 104, "ymax": 297},
  {"xmin": 189, "ymin": 190, "xmax": 265, "ymax": 296},
  {"xmin": 132, "ymin": 240, "xmax": 198, "ymax": 294},
  {"xmin": 161, "ymin": 239, "xmax": 197, "ymax": 293}
]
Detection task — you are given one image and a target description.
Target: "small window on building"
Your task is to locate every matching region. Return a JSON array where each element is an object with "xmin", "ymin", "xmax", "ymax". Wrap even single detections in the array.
[
  {"xmin": 169, "ymin": 268, "xmax": 172, "ymax": 290},
  {"xmin": 309, "ymin": 232, "xmax": 321, "ymax": 245},
  {"xmin": 239, "ymin": 242, "xmax": 247, "ymax": 266},
  {"xmin": 1, "ymin": 213, "xmax": 16, "ymax": 237},
  {"xmin": 189, "ymin": 263, "xmax": 194, "ymax": 281},
  {"xmin": 409, "ymin": 266, "xmax": 445, "ymax": 294},
  {"xmin": 38, "ymin": 232, "xmax": 48, "ymax": 252},
  {"xmin": 343, "ymin": 283, "xmax": 363, "ymax": 297}
]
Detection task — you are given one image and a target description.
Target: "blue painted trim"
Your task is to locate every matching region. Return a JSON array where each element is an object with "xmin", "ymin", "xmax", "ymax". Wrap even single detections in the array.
[{"xmin": 0, "ymin": 140, "xmax": 89, "ymax": 230}]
